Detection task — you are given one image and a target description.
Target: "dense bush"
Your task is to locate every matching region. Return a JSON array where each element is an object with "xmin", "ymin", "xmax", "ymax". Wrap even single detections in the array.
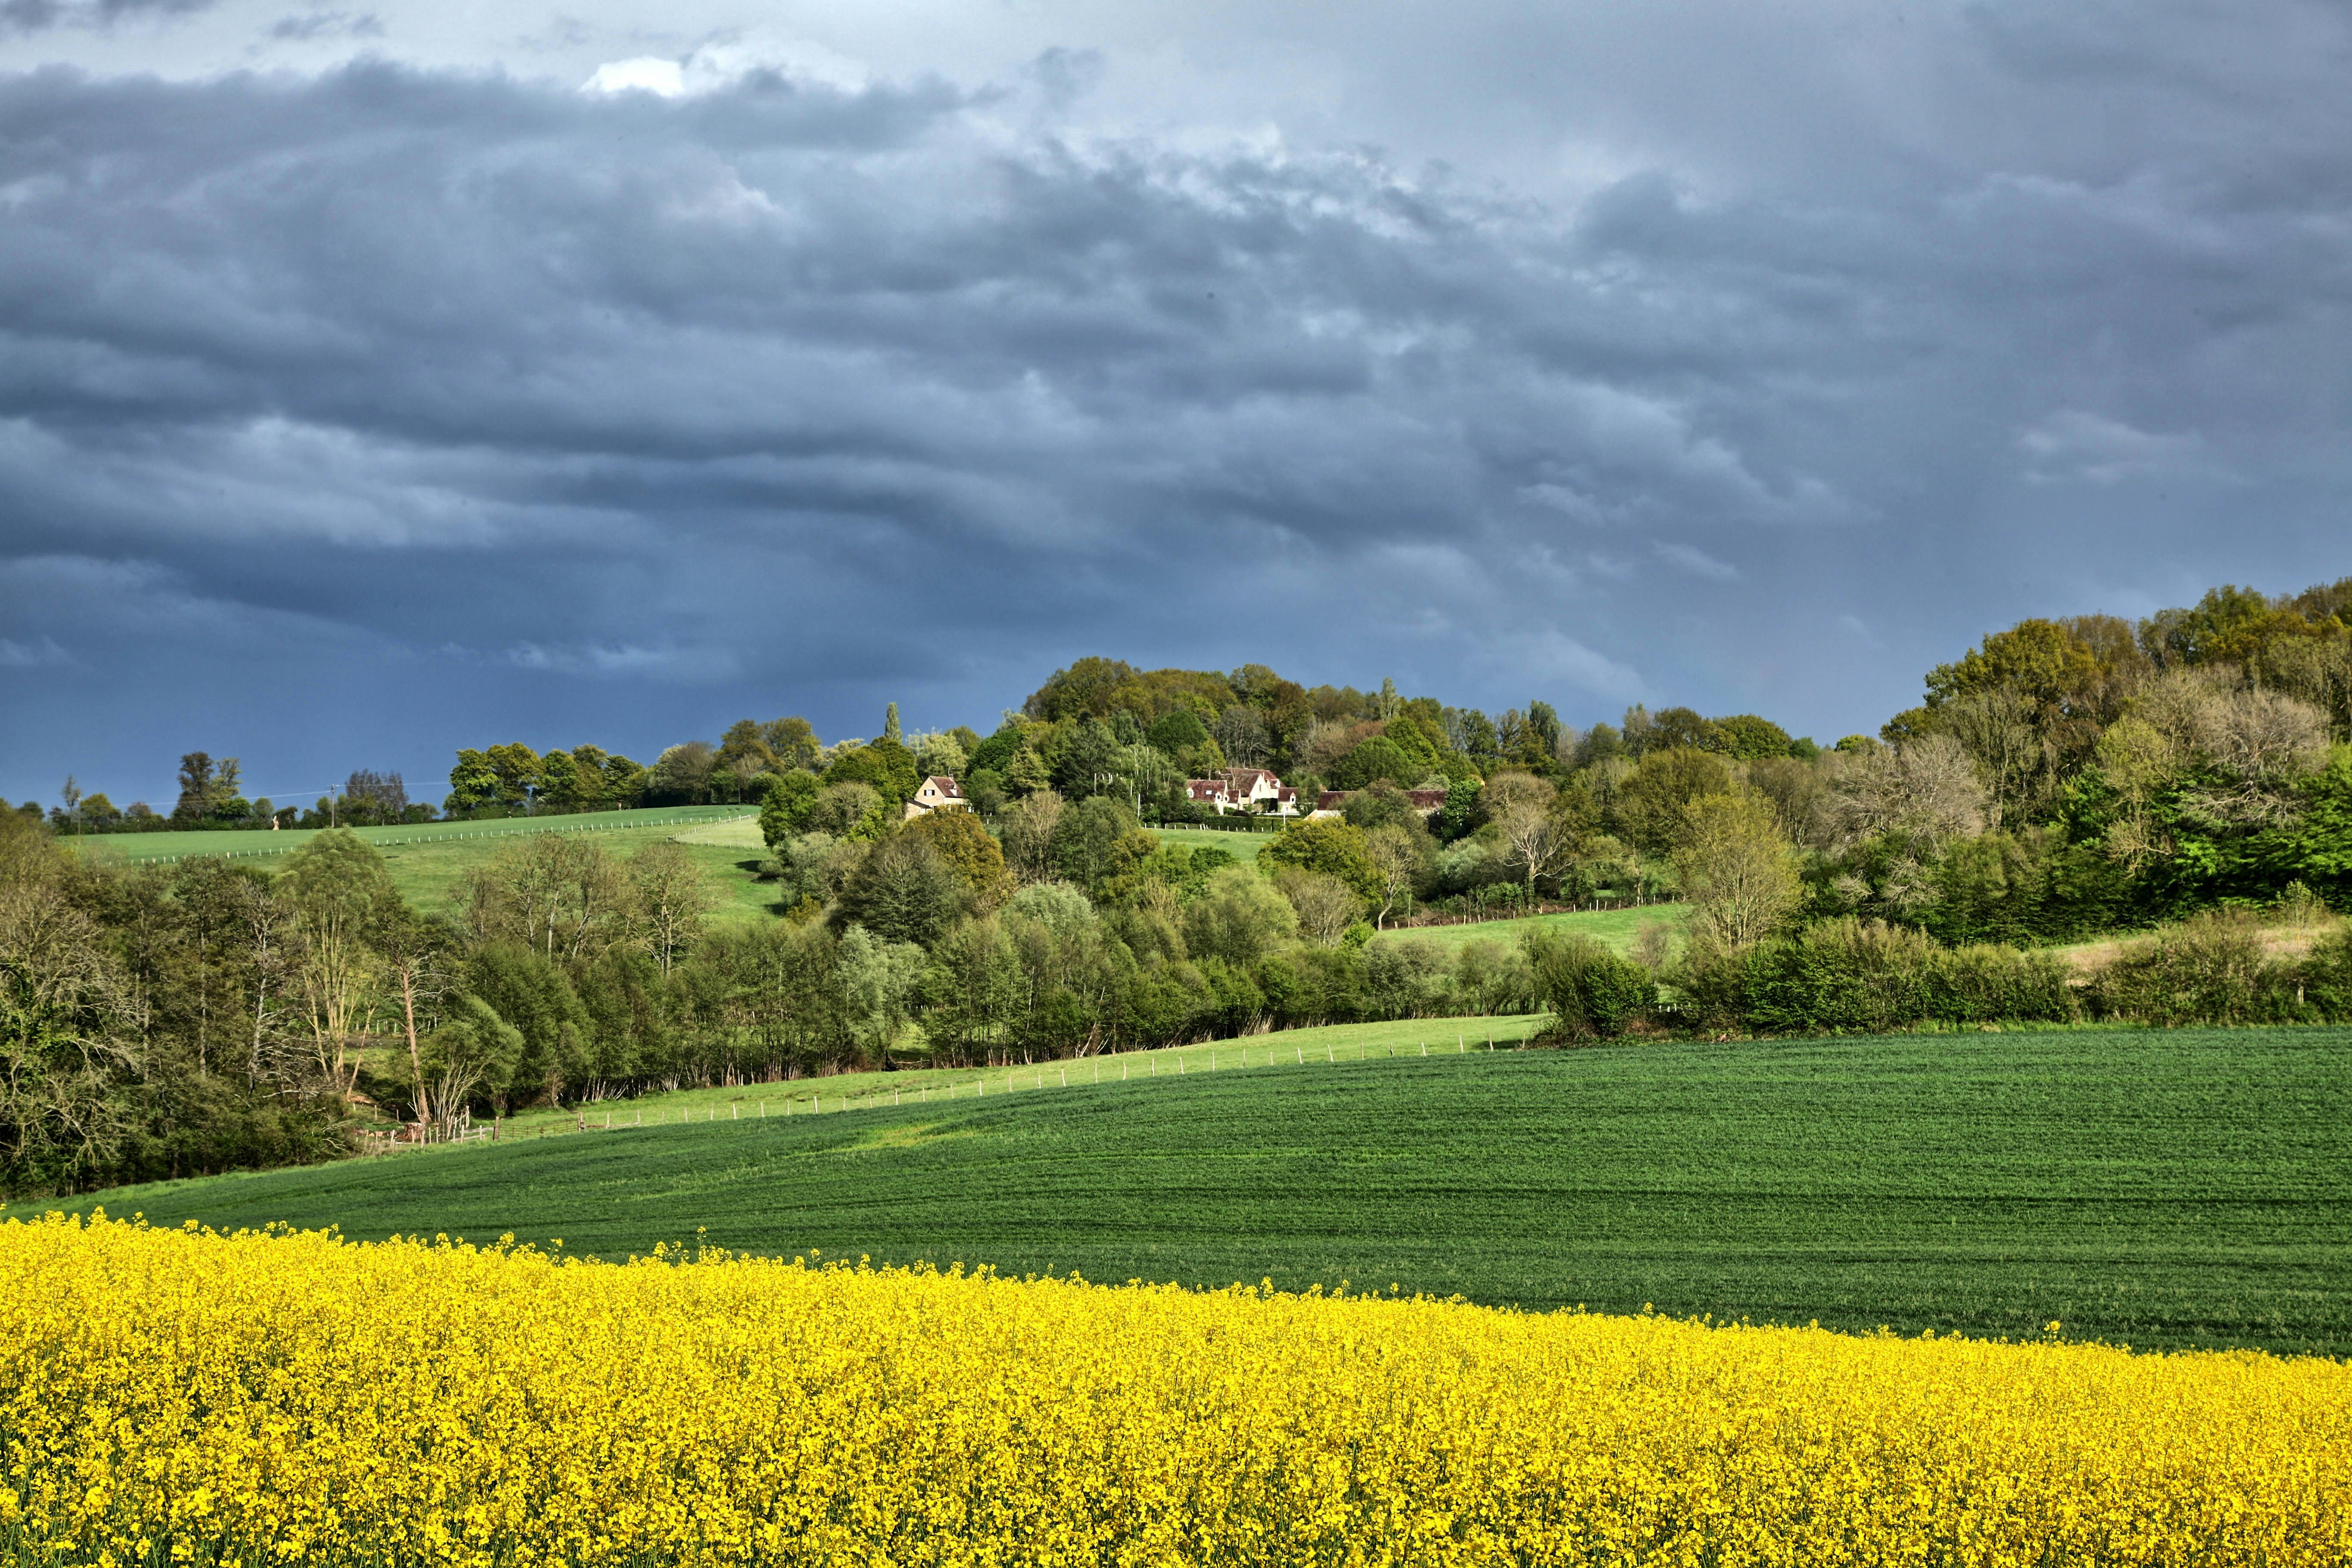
[
  {"xmin": 1526, "ymin": 929, "xmax": 1655, "ymax": 1039},
  {"xmin": 1674, "ymin": 918, "xmax": 2075, "ymax": 1036},
  {"xmin": 2081, "ymin": 912, "xmax": 2303, "ymax": 1027},
  {"xmin": 1756, "ymin": 919, "xmax": 2074, "ymax": 1034},
  {"xmin": 2299, "ymin": 925, "xmax": 2352, "ymax": 1018}
]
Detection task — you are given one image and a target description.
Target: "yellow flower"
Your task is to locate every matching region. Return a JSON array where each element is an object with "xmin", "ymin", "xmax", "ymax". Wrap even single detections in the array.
[{"xmin": 0, "ymin": 1211, "xmax": 2344, "ymax": 1566}]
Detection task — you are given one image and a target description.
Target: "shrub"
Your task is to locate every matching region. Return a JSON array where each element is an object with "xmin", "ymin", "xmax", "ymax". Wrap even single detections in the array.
[
  {"xmin": 1678, "ymin": 918, "xmax": 2078, "ymax": 1036},
  {"xmin": 1526, "ymin": 929, "xmax": 1654, "ymax": 1039},
  {"xmin": 1742, "ymin": 918, "xmax": 1939, "ymax": 1036},
  {"xmin": 2297, "ymin": 925, "xmax": 2352, "ymax": 1020},
  {"xmin": 2084, "ymin": 911, "xmax": 2299, "ymax": 1027}
]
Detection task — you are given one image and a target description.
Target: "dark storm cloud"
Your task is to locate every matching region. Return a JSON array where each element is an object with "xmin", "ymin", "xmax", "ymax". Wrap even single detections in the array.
[{"xmin": 3, "ymin": 1, "xmax": 2351, "ymax": 802}]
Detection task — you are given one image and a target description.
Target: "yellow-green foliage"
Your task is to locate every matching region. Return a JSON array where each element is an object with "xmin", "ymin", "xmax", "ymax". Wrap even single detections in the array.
[{"xmin": 4, "ymin": 1214, "xmax": 2347, "ymax": 1565}]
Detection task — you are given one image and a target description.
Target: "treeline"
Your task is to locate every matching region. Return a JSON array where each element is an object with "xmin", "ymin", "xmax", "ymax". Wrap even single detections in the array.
[
  {"xmin": 36, "ymin": 758, "xmax": 433, "ymax": 835},
  {"xmin": 0, "ymin": 795, "xmax": 1556, "ymax": 1196},
  {"xmin": 12, "ymin": 572, "xmax": 2352, "ymax": 1197},
  {"xmin": 1536, "ymin": 900, "xmax": 2352, "ymax": 1039}
]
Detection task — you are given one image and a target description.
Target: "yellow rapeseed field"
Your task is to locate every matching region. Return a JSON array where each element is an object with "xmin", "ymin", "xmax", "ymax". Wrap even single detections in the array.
[{"xmin": 0, "ymin": 1214, "xmax": 2345, "ymax": 1566}]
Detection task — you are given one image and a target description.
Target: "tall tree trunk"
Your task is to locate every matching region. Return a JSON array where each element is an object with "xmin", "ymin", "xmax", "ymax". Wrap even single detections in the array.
[{"xmin": 400, "ymin": 964, "xmax": 428, "ymax": 1125}]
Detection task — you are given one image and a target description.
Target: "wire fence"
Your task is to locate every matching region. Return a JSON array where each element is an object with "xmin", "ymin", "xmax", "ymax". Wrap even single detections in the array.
[{"xmin": 106, "ymin": 811, "xmax": 757, "ymax": 866}]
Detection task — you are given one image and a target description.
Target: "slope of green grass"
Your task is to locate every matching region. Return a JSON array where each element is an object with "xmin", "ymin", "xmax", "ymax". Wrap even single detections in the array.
[
  {"xmin": 1377, "ymin": 904, "xmax": 1687, "ymax": 953},
  {"xmin": 67, "ymin": 809, "xmax": 776, "ymax": 922},
  {"xmin": 476, "ymin": 1014, "xmax": 1550, "ymax": 1139},
  {"xmin": 57, "ymin": 1025, "xmax": 2352, "ymax": 1356},
  {"xmin": 1152, "ymin": 826, "xmax": 1275, "ymax": 862},
  {"xmin": 65, "ymin": 806, "xmax": 751, "ymax": 865}
]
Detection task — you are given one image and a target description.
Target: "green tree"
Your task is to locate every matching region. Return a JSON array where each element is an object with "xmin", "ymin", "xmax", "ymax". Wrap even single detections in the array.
[
  {"xmin": 1049, "ymin": 797, "xmax": 1157, "ymax": 903},
  {"xmin": 717, "ymin": 719, "xmax": 781, "ymax": 778},
  {"xmin": 920, "ymin": 917, "xmax": 1024, "ymax": 1062},
  {"xmin": 1341, "ymin": 780, "xmax": 1430, "ymax": 836},
  {"xmin": 0, "ymin": 867, "xmax": 143, "ymax": 1192},
  {"xmin": 768, "ymin": 717, "xmax": 822, "ymax": 771},
  {"xmin": 277, "ymin": 830, "xmax": 399, "ymax": 1101},
  {"xmin": 447, "ymin": 750, "xmax": 500, "ymax": 812},
  {"xmin": 484, "ymin": 743, "xmax": 544, "ymax": 809},
  {"xmin": 837, "ymin": 832, "xmax": 966, "ymax": 947},
  {"xmin": 1713, "ymin": 714, "xmax": 1794, "ymax": 760},
  {"xmin": 464, "ymin": 943, "xmax": 590, "ymax": 1108},
  {"xmin": 759, "ymin": 772, "xmax": 823, "ymax": 848},
  {"xmin": 1433, "ymin": 779, "xmax": 1483, "ymax": 842},
  {"xmin": 1676, "ymin": 791, "xmax": 1801, "ymax": 950},
  {"xmin": 602, "ymin": 754, "xmax": 648, "ymax": 808},
  {"xmin": 418, "ymin": 996, "xmax": 524, "ymax": 1130},
  {"xmin": 1647, "ymin": 707, "xmax": 1722, "ymax": 754},
  {"xmin": 648, "ymin": 742, "xmax": 717, "ymax": 805},
  {"xmin": 1258, "ymin": 818, "xmax": 1380, "ymax": 902},
  {"xmin": 827, "ymin": 741, "xmax": 918, "ymax": 808},
  {"xmin": 808, "ymin": 782, "xmax": 886, "ymax": 842},
  {"xmin": 1333, "ymin": 736, "xmax": 1416, "ymax": 790},
  {"xmin": 908, "ymin": 809, "xmax": 1013, "ymax": 908},
  {"xmin": 171, "ymin": 752, "xmax": 242, "ymax": 823},
  {"xmin": 1182, "ymin": 865, "xmax": 1299, "ymax": 965},
  {"xmin": 1613, "ymin": 748, "xmax": 1736, "ymax": 857},
  {"xmin": 838, "ymin": 924, "xmax": 926, "ymax": 1063}
]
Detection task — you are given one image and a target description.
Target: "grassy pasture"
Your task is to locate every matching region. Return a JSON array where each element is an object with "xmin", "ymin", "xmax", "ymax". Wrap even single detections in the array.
[
  {"xmin": 1152, "ymin": 826, "xmax": 1276, "ymax": 862},
  {"xmin": 59, "ymin": 1024, "xmax": 2352, "ymax": 1356},
  {"xmin": 1378, "ymin": 904, "xmax": 1688, "ymax": 954},
  {"xmin": 63, "ymin": 806, "xmax": 749, "ymax": 865},
  {"xmin": 67, "ymin": 809, "xmax": 777, "ymax": 922}
]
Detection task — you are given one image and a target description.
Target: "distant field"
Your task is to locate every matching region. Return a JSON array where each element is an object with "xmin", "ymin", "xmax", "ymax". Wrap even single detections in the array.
[
  {"xmin": 1378, "ymin": 903, "xmax": 1687, "ymax": 953},
  {"xmin": 67, "ymin": 809, "xmax": 774, "ymax": 921},
  {"xmin": 65, "ymin": 806, "xmax": 754, "ymax": 865},
  {"xmin": 62, "ymin": 1024, "xmax": 2352, "ymax": 1356},
  {"xmin": 1153, "ymin": 825, "xmax": 1276, "ymax": 861}
]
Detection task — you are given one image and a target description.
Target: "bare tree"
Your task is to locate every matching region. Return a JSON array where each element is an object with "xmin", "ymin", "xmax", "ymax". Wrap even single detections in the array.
[
  {"xmin": 452, "ymin": 834, "xmax": 632, "ymax": 960},
  {"xmin": 1273, "ymin": 868, "xmax": 1362, "ymax": 946},
  {"xmin": 232, "ymin": 875, "xmax": 299, "ymax": 1087},
  {"xmin": 629, "ymin": 840, "xmax": 713, "ymax": 975},
  {"xmin": 1485, "ymin": 773, "xmax": 1577, "ymax": 897},
  {"xmin": 1827, "ymin": 734, "xmax": 1987, "ymax": 853},
  {"xmin": 373, "ymin": 910, "xmax": 451, "ymax": 1127},
  {"xmin": 279, "ymin": 830, "xmax": 398, "ymax": 1101},
  {"xmin": 1364, "ymin": 824, "xmax": 1425, "ymax": 929},
  {"xmin": 2138, "ymin": 667, "xmax": 2330, "ymax": 824},
  {"xmin": 1938, "ymin": 691, "xmax": 2037, "ymax": 831},
  {"xmin": 996, "ymin": 790, "xmax": 1065, "ymax": 883},
  {"xmin": 1212, "ymin": 706, "xmax": 1270, "ymax": 767}
]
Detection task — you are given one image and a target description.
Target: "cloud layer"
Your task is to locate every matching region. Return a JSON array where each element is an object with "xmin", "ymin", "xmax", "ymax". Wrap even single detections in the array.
[{"xmin": 3, "ymin": 3, "xmax": 2350, "ymax": 801}]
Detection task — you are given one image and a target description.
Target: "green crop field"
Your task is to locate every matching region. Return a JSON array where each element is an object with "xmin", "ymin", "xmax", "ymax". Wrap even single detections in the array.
[
  {"xmin": 1378, "ymin": 904, "xmax": 1687, "ymax": 953},
  {"xmin": 54, "ymin": 1024, "xmax": 2352, "ymax": 1356}
]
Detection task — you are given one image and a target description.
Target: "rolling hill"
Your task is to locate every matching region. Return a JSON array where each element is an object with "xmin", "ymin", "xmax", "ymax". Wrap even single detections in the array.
[{"xmin": 56, "ymin": 1022, "xmax": 2352, "ymax": 1356}]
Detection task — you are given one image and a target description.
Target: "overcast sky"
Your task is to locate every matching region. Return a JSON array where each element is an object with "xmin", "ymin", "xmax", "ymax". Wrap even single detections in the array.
[{"xmin": 3, "ymin": 0, "xmax": 2348, "ymax": 806}]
